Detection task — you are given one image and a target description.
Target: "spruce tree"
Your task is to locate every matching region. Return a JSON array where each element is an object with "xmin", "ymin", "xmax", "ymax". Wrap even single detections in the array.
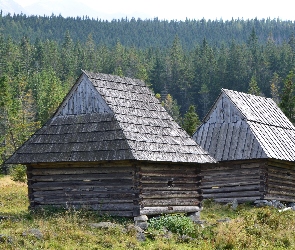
[
  {"xmin": 248, "ymin": 75, "xmax": 261, "ymax": 96},
  {"xmin": 280, "ymin": 71, "xmax": 295, "ymax": 123},
  {"xmin": 182, "ymin": 105, "xmax": 200, "ymax": 136},
  {"xmin": 270, "ymin": 72, "xmax": 281, "ymax": 104},
  {"xmin": 162, "ymin": 94, "xmax": 182, "ymax": 125}
]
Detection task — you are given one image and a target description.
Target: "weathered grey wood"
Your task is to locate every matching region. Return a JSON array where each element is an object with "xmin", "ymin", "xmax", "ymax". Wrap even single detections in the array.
[
  {"xmin": 194, "ymin": 88, "xmax": 295, "ymax": 162},
  {"xmin": 264, "ymin": 195, "xmax": 295, "ymax": 202},
  {"xmin": 141, "ymin": 191, "xmax": 201, "ymax": 199},
  {"xmin": 141, "ymin": 183, "xmax": 200, "ymax": 189},
  {"xmin": 213, "ymin": 196, "xmax": 262, "ymax": 203},
  {"xmin": 202, "ymin": 180, "xmax": 261, "ymax": 188},
  {"xmin": 31, "ymin": 173, "xmax": 133, "ymax": 182},
  {"xmin": 6, "ymin": 70, "xmax": 215, "ymax": 217},
  {"xmin": 267, "ymin": 188, "xmax": 295, "ymax": 196},
  {"xmin": 201, "ymin": 168, "xmax": 260, "ymax": 177},
  {"xmin": 140, "ymin": 176, "xmax": 199, "ymax": 183},
  {"xmin": 215, "ymin": 123, "xmax": 228, "ymax": 160},
  {"xmin": 57, "ymin": 76, "xmax": 112, "ymax": 116},
  {"xmin": 142, "ymin": 199, "xmax": 200, "ymax": 206},
  {"xmin": 203, "ymin": 184, "xmax": 260, "ymax": 194},
  {"xmin": 140, "ymin": 206, "xmax": 200, "ymax": 215},
  {"xmin": 201, "ymin": 162, "xmax": 260, "ymax": 172},
  {"xmin": 267, "ymin": 172, "xmax": 295, "ymax": 183},
  {"xmin": 267, "ymin": 181, "xmax": 295, "ymax": 194},
  {"xmin": 222, "ymin": 123, "xmax": 234, "ymax": 160},
  {"xmin": 228, "ymin": 120, "xmax": 241, "ymax": 160},
  {"xmin": 204, "ymin": 190, "xmax": 261, "ymax": 199},
  {"xmin": 202, "ymin": 174, "xmax": 260, "ymax": 182},
  {"xmin": 267, "ymin": 165, "xmax": 295, "ymax": 175}
]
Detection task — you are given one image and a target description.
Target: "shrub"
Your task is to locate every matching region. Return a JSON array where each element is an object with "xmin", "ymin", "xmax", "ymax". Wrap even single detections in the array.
[
  {"xmin": 148, "ymin": 214, "xmax": 196, "ymax": 237},
  {"xmin": 10, "ymin": 165, "xmax": 27, "ymax": 182}
]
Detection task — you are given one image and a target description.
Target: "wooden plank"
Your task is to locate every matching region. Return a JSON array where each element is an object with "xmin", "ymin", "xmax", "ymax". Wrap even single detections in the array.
[
  {"xmin": 33, "ymin": 191, "xmax": 136, "ymax": 199},
  {"xmin": 142, "ymin": 198, "xmax": 200, "ymax": 206},
  {"xmin": 267, "ymin": 179, "xmax": 295, "ymax": 189},
  {"xmin": 34, "ymin": 196, "xmax": 134, "ymax": 203},
  {"xmin": 268, "ymin": 160, "xmax": 295, "ymax": 168},
  {"xmin": 201, "ymin": 163, "xmax": 242, "ymax": 172},
  {"xmin": 32, "ymin": 183, "xmax": 134, "ymax": 191},
  {"xmin": 201, "ymin": 168, "xmax": 259, "ymax": 177},
  {"xmin": 204, "ymin": 190, "xmax": 261, "ymax": 199},
  {"xmin": 228, "ymin": 120, "xmax": 241, "ymax": 160},
  {"xmin": 204, "ymin": 123, "xmax": 215, "ymax": 153},
  {"xmin": 241, "ymin": 162, "xmax": 261, "ymax": 169},
  {"xmin": 208, "ymin": 123, "xmax": 220, "ymax": 158},
  {"xmin": 200, "ymin": 122, "xmax": 209, "ymax": 150},
  {"xmin": 267, "ymin": 172, "xmax": 295, "ymax": 183},
  {"xmin": 202, "ymin": 174, "xmax": 260, "ymax": 183},
  {"xmin": 194, "ymin": 123, "xmax": 204, "ymax": 145},
  {"xmin": 141, "ymin": 191, "xmax": 201, "ymax": 199},
  {"xmin": 215, "ymin": 123, "xmax": 228, "ymax": 160},
  {"xmin": 267, "ymin": 165, "xmax": 295, "ymax": 175},
  {"xmin": 222, "ymin": 123, "xmax": 234, "ymax": 160},
  {"xmin": 201, "ymin": 162, "xmax": 260, "ymax": 173},
  {"xmin": 140, "ymin": 176, "xmax": 199, "ymax": 184},
  {"xmin": 234, "ymin": 121, "xmax": 248, "ymax": 159},
  {"xmin": 33, "ymin": 197, "xmax": 136, "ymax": 204},
  {"xmin": 140, "ymin": 183, "xmax": 200, "ymax": 189},
  {"xmin": 202, "ymin": 180, "xmax": 260, "ymax": 188},
  {"xmin": 30, "ymin": 168, "xmax": 135, "ymax": 175},
  {"xmin": 267, "ymin": 189, "xmax": 295, "ymax": 197},
  {"xmin": 203, "ymin": 184, "xmax": 260, "ymax": 194},
  {"xmin": 212, "ymin": 196, "xmax": 261, "ymax": 203},
  {"xmin": 140, "ymin": 165, "xmax": 197, "ymax": 171},
  {"xmin": 30, "ymin": 161, "xmax": 133, "ymax": 168},
  {"xmin": 31, "ymin": 173, "xmax": 133, "ymax": 182},
  {"xmin": 140, "ymin": 206, "xmax": 200, "ymax": 215},
  {"xmin": 34, "ymin": 201, "xmax": 135, "ymax": 210},
  {"xmin": 140, "ymin": 169, "xmax": 199, "ymax": 175},
  {"xmin": 264, "ymin": 195, "xmax": 295, "ymax": 202}
]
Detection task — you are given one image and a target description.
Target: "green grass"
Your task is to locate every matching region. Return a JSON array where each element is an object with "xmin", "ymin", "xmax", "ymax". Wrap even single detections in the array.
[{"xmin": 1, "ymin": 176, "xmax": 295, "ymax": 249}]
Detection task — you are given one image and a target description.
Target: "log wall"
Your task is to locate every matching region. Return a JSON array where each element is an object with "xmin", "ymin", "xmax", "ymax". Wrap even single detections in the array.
[
  {"xmin": 264, "ymin": 160, "xmax": 295, "ymax": 202},
  {"xmin": 27, "ymin": 162, "xmax": 140, "ymax": 217},
  {"xmin": 201, "ymin": 160, "xmax": 266, "ymax": 203},
  {"xmin": 138, "ymin": 163, "xmax": 202, "ymax": 215}
]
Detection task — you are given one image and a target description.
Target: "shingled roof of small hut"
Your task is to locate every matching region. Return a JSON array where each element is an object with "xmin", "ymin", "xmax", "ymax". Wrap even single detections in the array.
[
  {"xmin": 194, "ymin": 88, "xmax": 295, "ymax": 162},
  {"xmin": 7, "ymin": 70, "xmax": 215, "ymax": 164}
]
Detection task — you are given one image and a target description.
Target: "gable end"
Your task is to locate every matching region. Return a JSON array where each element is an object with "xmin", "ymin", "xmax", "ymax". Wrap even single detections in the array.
[{"xmin": 57, "ymin": 75, "xmax": 112, "ymax": 116}]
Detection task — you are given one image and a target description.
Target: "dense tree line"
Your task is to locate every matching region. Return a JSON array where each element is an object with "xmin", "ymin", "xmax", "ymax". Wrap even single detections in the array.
[
  {"xmin": 1, "ymin": 14, "xmax": 295, "ymax": 166},
  {"xmin": 1, "ymin": 12, "xmax": 295, "ymax": 49}
]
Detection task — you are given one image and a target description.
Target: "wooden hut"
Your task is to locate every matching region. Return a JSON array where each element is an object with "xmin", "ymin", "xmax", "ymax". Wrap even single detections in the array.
[
  {"xmin": 6, "ymin": 70, "xmax": 215, "ymax": 218},
  {"xmin": 193, "ymin": 88, "xmax": 295, "ymax": 203}
]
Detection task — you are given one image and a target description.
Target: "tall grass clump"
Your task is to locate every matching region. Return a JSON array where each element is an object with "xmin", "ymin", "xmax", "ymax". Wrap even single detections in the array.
[
  {"xmin": 148, "ymin": 214, "xmax": 196, "ymax": 237},
  {"xmin": 9, "ymin": 165, "xmax": 27, "ymax": 183},
  {"xmin": 213, "ymin": 206, "xmax": 295, "ymax": 249}
]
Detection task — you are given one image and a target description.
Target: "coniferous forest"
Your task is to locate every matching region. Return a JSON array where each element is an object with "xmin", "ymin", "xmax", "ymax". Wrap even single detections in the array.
[{"xmin": 1, "ymin": 13, "xmax": 295, "ymax": 165}]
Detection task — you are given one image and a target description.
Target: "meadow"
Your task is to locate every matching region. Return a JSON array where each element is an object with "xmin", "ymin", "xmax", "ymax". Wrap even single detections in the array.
[{"xmin": 1, "ymin": 175, "xmax": 295, "ymax": 249}]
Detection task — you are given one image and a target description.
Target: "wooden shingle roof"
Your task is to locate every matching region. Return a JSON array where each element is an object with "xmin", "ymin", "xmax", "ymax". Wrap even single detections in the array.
[
  {"xmin": 193, "ymin": 89, "xmax": 295, "ymax": 162},
  {"xmin": 7, "ymin": 71, "xmax": 215, "ymax": 164}
]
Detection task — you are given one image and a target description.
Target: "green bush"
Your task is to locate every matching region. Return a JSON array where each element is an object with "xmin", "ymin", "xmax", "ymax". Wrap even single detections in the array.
[
  {"xmin": 148, "ymin": 214, "xmax": 196, "ymax": 237},
  {"xmin": 10, "ymin": 165, "xmax": 27, "ymax": 182}
]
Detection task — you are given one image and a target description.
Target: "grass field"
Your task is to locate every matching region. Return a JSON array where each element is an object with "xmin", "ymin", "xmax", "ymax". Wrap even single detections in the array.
[{"xmin": 1, "ymin": 176, "xmax": 295, "ymax": 249}]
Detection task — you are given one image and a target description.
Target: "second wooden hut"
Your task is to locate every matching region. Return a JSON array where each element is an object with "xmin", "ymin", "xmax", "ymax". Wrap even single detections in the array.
[{"xmin": 193, "ymin": 88, "xmax": 295, "ymax": 203}]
